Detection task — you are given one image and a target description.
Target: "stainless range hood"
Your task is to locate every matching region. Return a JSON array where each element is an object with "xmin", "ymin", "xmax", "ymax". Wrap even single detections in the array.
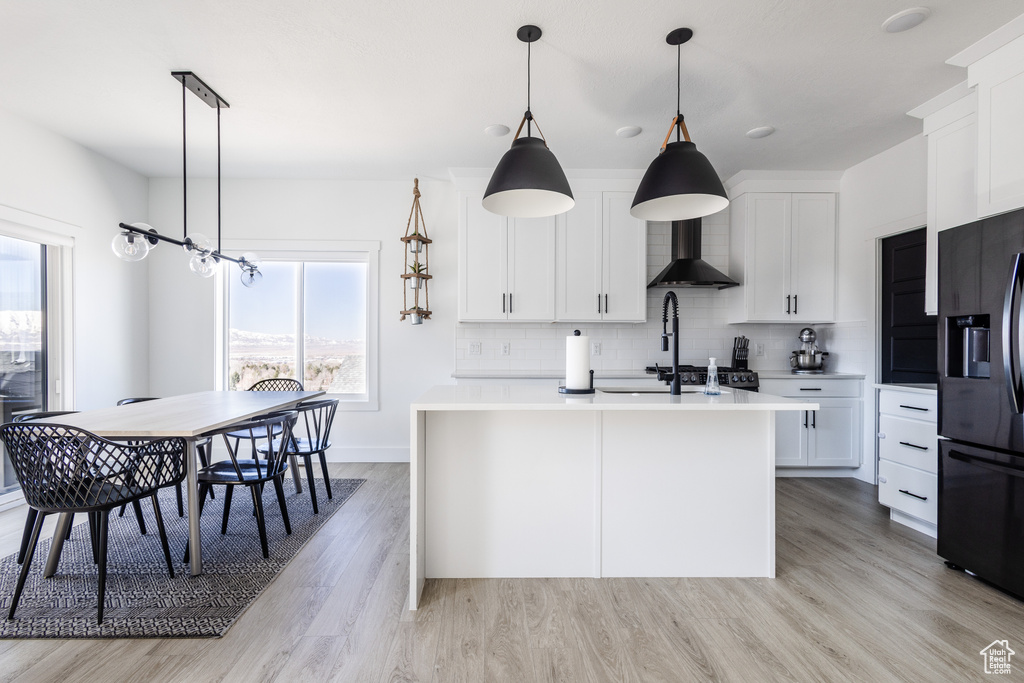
[{"xmin": 647, "ymin": 218, "xmax": 738, "ymax": 289}]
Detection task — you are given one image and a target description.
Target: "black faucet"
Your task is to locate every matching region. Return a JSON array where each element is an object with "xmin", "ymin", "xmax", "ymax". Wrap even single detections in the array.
[{"xmin": 659, "ymin": 291, "xmax": 681, "ymax": 395}]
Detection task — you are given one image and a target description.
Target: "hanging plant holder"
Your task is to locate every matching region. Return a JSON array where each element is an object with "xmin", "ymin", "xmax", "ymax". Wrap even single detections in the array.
[{"xmin": 401, "ymin": 178, "xmax": 432, "ymax": 323}]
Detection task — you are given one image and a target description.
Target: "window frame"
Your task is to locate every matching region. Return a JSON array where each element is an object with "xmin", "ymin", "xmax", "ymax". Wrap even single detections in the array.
[{"xmin": 216, "ymin": 239, "xmax": 380, "ymax": 411}]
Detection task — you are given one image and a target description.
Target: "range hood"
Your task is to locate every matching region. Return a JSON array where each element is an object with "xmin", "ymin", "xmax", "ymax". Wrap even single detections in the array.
[{"xmin": 647, "ymin": 218, "xmax": 738, "ymax": 289}]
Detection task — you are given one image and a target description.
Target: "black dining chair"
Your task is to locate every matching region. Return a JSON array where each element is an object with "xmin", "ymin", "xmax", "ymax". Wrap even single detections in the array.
[
  {"xmin": 185, "ymin": 411, "xmax": 297, "ymax": 559},
  {"xmin": 247, "ymin": 378, "xmax": 304, "ymax": 392},
  {"xmin": 0, "ymin": 422, "xmax": 184, "ymax": 624},
  {"xmin": 267, "ymin": 399, "xmax": 338, "ymax": 514},
  {"xmin": 116, "ymin": 397, "xmax": 214, "ymax": 517}
]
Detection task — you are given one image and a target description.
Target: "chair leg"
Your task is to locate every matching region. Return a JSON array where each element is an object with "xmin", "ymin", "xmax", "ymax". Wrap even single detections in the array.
[
  {"xmin": 221, "ymin": 485, "xmax": 234, "ymax": 535},
  {"xmin": 198, "ymin": 443, "xmax": 215, "ymax": 500},
  {"xmin": 44, "ymin": 512, "xmax": 74, "ymax": 578},
  {"xmin": 303, "ymin": 455, "xmax": 319, "ymax": 514},
  {"xmin": 151, "ymin": 494, "xmax": 175, "ymax": 579},
  {"xmin": 132, "ymin": 499, "xmax": 147, "ymax": 535},
  {"xmin": 272, "ymin": 475, "xmax": 292, "ymax": 534},
  {"xmin": 88, "ymin": 512, "xmax": 99, "ymax": 564},
  {"xmin": 318, "ymin": 451, "xmax": 332, "ymax": 500},
  {"xmin": 9, "ymin": 511, "xmax": 45, "ymax": 620},
  {"xmin": 175, "ymin": 482, "xmax": 184, "ymax": 517},
  {"xmin": 289, "ymin": 454, "xmax": 303, "ymax": 493},
  {"xmin": 251, "ymin": 485, "xmax": 269, "ymax": 558},
  {"xmin": 118, "ymin": 503, "xmax": 127, "ymax": 517},
  {"xmin": 17, "ymin": 508, "xmax": 38, "ymax": 564},
  {"xmin": 96, "ymin": 510, "xmax": 109, "ymax": 624}
]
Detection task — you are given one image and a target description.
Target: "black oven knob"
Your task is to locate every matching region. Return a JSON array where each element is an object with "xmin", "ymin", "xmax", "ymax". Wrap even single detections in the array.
[
  {"xmin": 690, "ymin": 373, "xmax": 698, "ymax": 382},
  {"xmin": 731, "ymin": 374, "xmax": 738, "ymax": 382}
]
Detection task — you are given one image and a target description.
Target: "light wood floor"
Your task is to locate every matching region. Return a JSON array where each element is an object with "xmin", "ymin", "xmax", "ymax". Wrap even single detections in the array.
[{"xmin": 0, "ymin": 463, "xmax": 1020, "ymax": 682}]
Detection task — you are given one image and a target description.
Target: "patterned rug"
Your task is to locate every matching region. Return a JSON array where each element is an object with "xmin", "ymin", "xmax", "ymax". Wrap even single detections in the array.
[{"xmin": 0, "ymin": 477, "xmax": 364, "ymax": 638}]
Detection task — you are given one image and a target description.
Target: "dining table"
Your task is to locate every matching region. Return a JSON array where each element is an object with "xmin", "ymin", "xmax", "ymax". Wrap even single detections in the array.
[{"xmin": 36, "ymin": 390, "xmax": 323, "ymax": 575}]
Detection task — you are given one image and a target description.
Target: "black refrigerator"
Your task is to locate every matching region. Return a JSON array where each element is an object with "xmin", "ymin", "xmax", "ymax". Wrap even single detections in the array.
[{"xmin": 938, "ymin": 207, "xmax": 1024, "ymax": 598}]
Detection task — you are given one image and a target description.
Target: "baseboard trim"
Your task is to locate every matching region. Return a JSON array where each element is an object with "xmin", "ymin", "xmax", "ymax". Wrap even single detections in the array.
[
  {"xmin": 775, "ymin": 468, "xmax": 861, "ymax": 478},
  {"xmin": 890, "ymin": 509, "xmax": 937, "ymax": 538}
]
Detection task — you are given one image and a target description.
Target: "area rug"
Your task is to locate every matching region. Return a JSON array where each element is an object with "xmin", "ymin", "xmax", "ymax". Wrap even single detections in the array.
[{"xmin": 0, "ymin": 477, "xmax": 364, "ymax": 638}]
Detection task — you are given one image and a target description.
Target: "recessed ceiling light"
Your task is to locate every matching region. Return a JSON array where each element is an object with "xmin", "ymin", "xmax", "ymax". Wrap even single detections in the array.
[
  {"xmin": 484, "ymin": 124, "xmax": 510, "ymax": 137},
  {"xmin": 616, "ymin": 126, "xmax": 642, "ymax": 138},
  {"xmin": 746, "ymin": 126, "xmax": 775, "ymax": 139},
  {"xmin": 882, "ymin": 7, "xmax": 931, "ymax": 33}
]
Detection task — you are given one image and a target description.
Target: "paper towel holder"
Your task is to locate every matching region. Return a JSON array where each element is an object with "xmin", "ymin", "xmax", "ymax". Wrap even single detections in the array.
[{"xmin": 559, "ymin": 370, "xmax": 595, "ymax": 395}]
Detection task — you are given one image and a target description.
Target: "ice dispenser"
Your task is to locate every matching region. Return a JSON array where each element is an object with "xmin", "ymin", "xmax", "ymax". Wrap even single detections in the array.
[{"xmin": 946, "ymin": 315, "xmax": 990, "ymax": 379}]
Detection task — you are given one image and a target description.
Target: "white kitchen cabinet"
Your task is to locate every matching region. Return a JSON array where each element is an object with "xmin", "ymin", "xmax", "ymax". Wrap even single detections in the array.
[
  {"xmin": 921, "ymin": 89, "xmax": 978, "ymax": 315},
  {"xmin": 970, "ymin": 34, "xmax": 1024, "ymax": 219},
  {"xmin": 555, "ymin": 191, "xmax": 646, "ymax": 322},
  {"xmin": 458, "ymin": 193, "xmax": 555, "ymax": 322},
  {"xmin": 760, "ymin": 377, "xmax": 861, "ymax": 469},
  {"xmin": 875, "ymin": 385, "xmax": 938, "ymax": 537},
  {"xmin": 728, "ymin": 192, "xmax": 836, "ymax": 323}
]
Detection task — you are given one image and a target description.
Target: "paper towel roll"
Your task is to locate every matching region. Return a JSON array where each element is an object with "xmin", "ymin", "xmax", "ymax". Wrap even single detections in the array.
[{"xmin": 566, "ymin": 331, "xmax": 590, "ymax": 390}]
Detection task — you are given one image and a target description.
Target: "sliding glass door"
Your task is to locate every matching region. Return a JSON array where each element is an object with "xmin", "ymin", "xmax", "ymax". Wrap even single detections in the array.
[{"xmin": 0, "ymin": 234, "xmax": 47, "ymax": 494}]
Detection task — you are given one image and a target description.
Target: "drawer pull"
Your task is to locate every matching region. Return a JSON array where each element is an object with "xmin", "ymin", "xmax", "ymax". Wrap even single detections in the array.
[
  {"xmin": 799, "ymin": 388, "xmax": 822, "ymax": 391},
  {"xmin": 899, "ymin": 404, "xmax": 929, "ymax": 412},
  {"xmin": 899, "ymin": 441, "xmax": 929, "ymax": 451},
  {"xmin": 898, "ymin": 489, "xmax": 928, "ymax": 501}
]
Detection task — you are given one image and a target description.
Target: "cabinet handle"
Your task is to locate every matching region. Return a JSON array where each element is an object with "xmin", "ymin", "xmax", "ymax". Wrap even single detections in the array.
[
  {"xmin": 786, "ymin": 295, "xmax": 791, "ymax": 314},
  {"xmin": 898, "ymin": 489, "xmax": 928, "ymax": 502},
  {"xmin": 509, "ymin": 293, "xmax": 513, "ymax": 313},
  {"xmin": 605, "ymin": 294, "xmax": 609, "ymax": 314},
  {"xmin": 899, "ymin": 404, "xmax": 929, "ymax": 412},
  {"xmin": 502, "ymin": 293, "xmax": 506, "ymax": 313},
  {"xmin": 899, "ymin": 441, "xmax": 929, "ymax": 451},
  {"xmin": 803, "ymin": 410, "xmax": 808, "ymax": 429},
  {"xmin": 799, "ymin": 388, "xmax": 822, "ymax": 391},
  {"xmin": 598, "ymin": 294, "xmax": 601, "ymax": 314},
  {"xmin": 811, "ymin": 411, "xmax": 816, "ymax": 429},
  {"xmin": 794, "ymin": 294, "xmax": 798, "ymax": 315}
]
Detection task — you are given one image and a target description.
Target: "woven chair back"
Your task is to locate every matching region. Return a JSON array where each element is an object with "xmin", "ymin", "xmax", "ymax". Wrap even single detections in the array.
[{"xmin": 248, "ymin": 378, "xmax": 304, "ymax": 392}]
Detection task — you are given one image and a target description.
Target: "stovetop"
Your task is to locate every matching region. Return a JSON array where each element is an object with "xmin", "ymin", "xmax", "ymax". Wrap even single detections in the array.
[{"xmin": 645, "ymin": 364, "xmax": 760, "ymax": 390}]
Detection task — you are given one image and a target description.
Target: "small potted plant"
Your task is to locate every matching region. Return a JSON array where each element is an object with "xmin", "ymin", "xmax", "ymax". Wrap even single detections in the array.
[
  {"xmin": 408, "ymin": 231, "xmax": 423, "ymax": 254},
  {"xmin": 410, "ymin": 306, "xmax": 424, "ymax": 325},
  {"xmin": 408, "ymin": 262, "xmax": 425, "ymax": 289}
]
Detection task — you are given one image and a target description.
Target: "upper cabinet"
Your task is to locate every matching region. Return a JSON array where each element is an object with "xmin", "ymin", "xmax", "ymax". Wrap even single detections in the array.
[
  {"xmin": 970, "ymin": 34, "xmax": 1024, "ymax": 219},
  {"xmin": 458, "ymin": 193, "xmax": 556, "ymax": 322},
  {"xmin": 728, "ymin": 191, "xmax": 837, "ymax": 323},
  {"xmin": 555, "ymin": 191, "xmax": 646, "ymax": 322}
]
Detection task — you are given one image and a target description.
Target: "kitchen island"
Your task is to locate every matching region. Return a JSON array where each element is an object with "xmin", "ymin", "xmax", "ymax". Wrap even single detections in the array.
[{"xmin": 409, "ymin": 384, "xmax": 816, "ymax": 608}]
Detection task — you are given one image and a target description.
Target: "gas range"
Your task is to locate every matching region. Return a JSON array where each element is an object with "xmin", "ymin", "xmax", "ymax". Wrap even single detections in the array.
[{"xmin": 645, "ymin": 364, "xmax": 760, "ymax": 391}]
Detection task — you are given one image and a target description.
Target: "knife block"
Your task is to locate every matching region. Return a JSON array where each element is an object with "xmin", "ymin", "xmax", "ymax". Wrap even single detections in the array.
[{"xmin": 731, "ymin": 349, "xmax": 748, "ymax": 370}]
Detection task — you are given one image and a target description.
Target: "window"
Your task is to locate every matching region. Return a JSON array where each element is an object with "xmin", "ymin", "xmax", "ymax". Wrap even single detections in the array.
[{"xmin": 219, "ymin": 242, "xmax": 378, "ymax": 409}]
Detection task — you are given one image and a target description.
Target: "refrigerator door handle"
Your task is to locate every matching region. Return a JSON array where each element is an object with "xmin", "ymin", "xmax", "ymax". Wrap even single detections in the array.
[
  {"xmin": 1003, "ymin": 253, "xmax": 1024, "ymax": 413},
  {"xmin": 949, "ymin": 449, "xmax": 1024, "ymax": 479}
]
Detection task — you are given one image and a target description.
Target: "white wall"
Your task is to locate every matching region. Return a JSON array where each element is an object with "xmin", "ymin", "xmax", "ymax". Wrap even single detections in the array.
[
  {"xmin": 0, "ymin": 107, "xmax": 151, "ymax": 410},
  {"xmin": 147, "ymin": 177, "xmax": 457, "ymax": 461},
  {"xmin": 837, "ymin": 133, "xmax": 929, "ymax": 483}
]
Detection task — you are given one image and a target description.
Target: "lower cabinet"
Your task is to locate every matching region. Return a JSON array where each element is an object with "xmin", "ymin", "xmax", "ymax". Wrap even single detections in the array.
[
  {"xmin": 761, "ymin": 378, "xmax": 863, "ymax": 469},
  {"xmin": 875, "ymin": 386, "xmax": 938, "ymax": 536}
]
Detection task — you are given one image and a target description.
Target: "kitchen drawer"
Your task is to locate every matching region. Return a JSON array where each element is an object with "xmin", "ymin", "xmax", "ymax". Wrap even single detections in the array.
[
  {"xmin": 878, "ymin": 459, "xmax": 937, "ymax": 525},
  {"xmin": 759, "ymin": 378, "xmax": 861, "ymax": 398},
  {"xmin": 878, "ymin": 390, "xmax": 937, "ymax": 422},
  {"xmin": 878, "ymin": 415, "xmax": 938, "ymax": 473}
]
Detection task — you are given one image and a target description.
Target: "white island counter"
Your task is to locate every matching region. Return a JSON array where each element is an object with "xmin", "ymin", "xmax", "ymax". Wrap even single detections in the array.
[{"xmin": 409, "ymin": 384, "xmax": 816, "ymax": 609}]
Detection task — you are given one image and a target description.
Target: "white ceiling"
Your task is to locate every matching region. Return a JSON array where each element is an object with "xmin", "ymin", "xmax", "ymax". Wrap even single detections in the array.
[{"xmin": 1, "ymin": 1, "xmax": 1020, "ymax": 181}]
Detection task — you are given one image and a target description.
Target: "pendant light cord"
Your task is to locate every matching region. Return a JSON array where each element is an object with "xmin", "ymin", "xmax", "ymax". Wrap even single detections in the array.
[
  {"xmin": 182, "ymin": 78, "xmax": 188, "ymax": 240},
  {"xmin": 217, "ymin": 105, "xmax": 221, "ymax": 254},
  {"xmin": 676, "ymin": 43, "xmax": 681, "ymax": 142},
  {"xmin": 526, "ymin": 39, "xmax": 532, "ymax": 137}
]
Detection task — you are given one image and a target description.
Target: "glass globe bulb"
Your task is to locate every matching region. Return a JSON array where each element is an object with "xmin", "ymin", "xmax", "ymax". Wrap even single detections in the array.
[
  {"xmin": 238, "ymin": 252, "xmax": 261, "ymax": 270},
  {"xmin": 111, "ymin": 231, "xmax": 150, "ymax": 262},
  {"xmin": 127, "ymin": 223, "xmax": 159, "ymax": 250},
  {"xmin": 184, "ymin": 232, "xmax": 212, "ymax": 255},
  {"xmin": 240, "ymin": 268, "xmax": 263, "ymax": 288},
  {"xmin": 189, "ymin": 253, "xmax": 217, "ymax": 278}
]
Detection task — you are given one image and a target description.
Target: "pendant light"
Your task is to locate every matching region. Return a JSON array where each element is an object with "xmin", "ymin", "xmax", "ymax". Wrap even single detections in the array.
[
  {"xmin": 482, "ymin": 25, "xmax": 574, "ymax": 218},
  {"xmin": 114, "ymin": 72, "xmax": 262, "ymax": 287},
  {"xmin": 631, "ymin": 28, "xmax": 729, "ymax": 222}
]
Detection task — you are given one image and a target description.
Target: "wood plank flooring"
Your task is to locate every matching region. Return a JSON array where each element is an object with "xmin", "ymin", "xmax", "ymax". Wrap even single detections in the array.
[{"xmin": 0, "ymin": 464, "xmax": 1021, "ymax": 682}]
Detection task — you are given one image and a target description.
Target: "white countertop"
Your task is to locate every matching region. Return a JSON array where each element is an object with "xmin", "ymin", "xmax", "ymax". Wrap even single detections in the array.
[
  {"xmin": 873, "ymin": 382, "xmax": 937, "ymax": 394},
  {"xmin": 453, "ymin": 370, "xmax": 866, "ymax": 380},
  {"xmin": 759, "ymin": 371, "xmax": 866, "ymax": 380},
  {"xmin": 412, "ymin": 384, "xmax": 816, "ymax": 412}
]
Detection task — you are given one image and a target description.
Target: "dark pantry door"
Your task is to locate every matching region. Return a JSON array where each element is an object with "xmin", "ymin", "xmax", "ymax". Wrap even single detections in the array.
[{"xmin": 881, "ymin": 227, "xmax": 938, "ymax": 383}]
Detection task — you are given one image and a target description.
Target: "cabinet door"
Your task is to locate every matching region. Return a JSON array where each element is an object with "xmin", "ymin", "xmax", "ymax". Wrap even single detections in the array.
[
  {"xmin": 925, "ymin": 113, "xmax": 977, "ymax": 315},
  {"xmin": 746, "ymin": 194, "xmax": 791, "ymax": 321},
  {"xmin": 975, "ymin": 45, "xmax": 1024, "ymax": 218},
  {"xmin": 790, "ymin": 193, "xmax": 836, "ymax": 322},
  {"xmin": 806, "ymin": 398, "xmax": 860, "ymax": 467},
  {"xmin": 556, "ymin": 191, "xmax": 603, "ymax": 321},
  {"xmin": 459, "ymin": 194, "xmax": 508, "ymax": 321},
  {"xmin": 601, "ymin": 192, "xmax": 647, "ymax": 322},
  {"xmin": 775, "ymin": 409, "xmax": 808, "ymax": 467},
  {"xmin": 508, "ymin": 216, "xmax": 556, "ymax": 321}
]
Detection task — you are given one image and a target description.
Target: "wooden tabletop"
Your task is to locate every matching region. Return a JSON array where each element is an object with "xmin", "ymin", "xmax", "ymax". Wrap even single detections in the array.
[{"xmin": 34, "ymin": 390, "xmax": 325, "ymax": 438}]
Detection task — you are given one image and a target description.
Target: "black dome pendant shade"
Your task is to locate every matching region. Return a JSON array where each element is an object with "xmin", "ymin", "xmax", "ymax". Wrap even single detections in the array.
[
  {"xmin": 631, "ymin": 28, "xmax": 728, "ymax": 222},
  {"xmin": 482, "ymin": 25, "xmax": 574, "ymax": 218}
]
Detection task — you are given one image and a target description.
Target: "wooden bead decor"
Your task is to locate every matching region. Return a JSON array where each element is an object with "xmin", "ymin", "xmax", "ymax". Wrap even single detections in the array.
[{"xmin": 400, "ymin": 178, "xmax": 432, "ymax": 324}]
